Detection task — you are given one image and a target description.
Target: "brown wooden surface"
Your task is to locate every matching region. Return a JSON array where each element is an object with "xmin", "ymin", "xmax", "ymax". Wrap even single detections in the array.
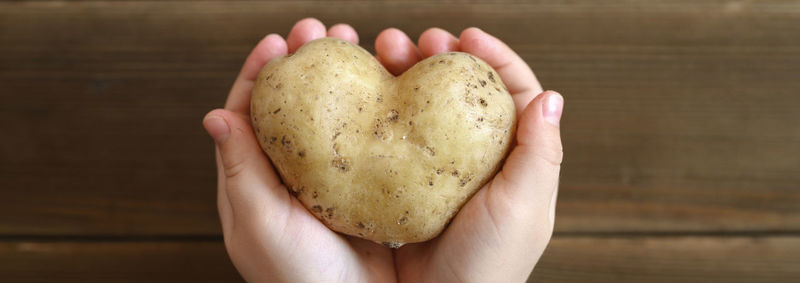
[
  {"xmin": 1, "ymin": 0, "xmax": 799, "ymax": 281},
  {"xmin": 1, "ymin": 236, "xmax": 798, "ymax": 282},
  {"xmin": 0, "ymin": 240, "xmax": 240, "ymax": 282},
  {"xmin": 532, "ymin": 236, "xmax": 800, "ymax": 282}
]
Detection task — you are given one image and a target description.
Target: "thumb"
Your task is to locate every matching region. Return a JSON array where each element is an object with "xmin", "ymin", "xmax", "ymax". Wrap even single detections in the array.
[
  {"xmin": 202, "ymin": 109, "xmax": 285, "ymax": 212},
  {"xmin": 496, "ymin": 91, "xmax": 564, "ymax": 221}
]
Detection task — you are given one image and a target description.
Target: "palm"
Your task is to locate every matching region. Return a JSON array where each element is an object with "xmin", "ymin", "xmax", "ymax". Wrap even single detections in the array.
[
  {"xmin": 395, "ymin": 173, "xmax": 551, "ymax": 282},
  {"xmin": 275, "ymin": 187, "xmax": 394, "ymax": 281}
]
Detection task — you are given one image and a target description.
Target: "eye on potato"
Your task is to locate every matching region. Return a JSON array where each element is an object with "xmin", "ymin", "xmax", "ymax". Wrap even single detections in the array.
[{"xmin": 251, "ymin": 38, "xmax": 515, "ymax": 248}]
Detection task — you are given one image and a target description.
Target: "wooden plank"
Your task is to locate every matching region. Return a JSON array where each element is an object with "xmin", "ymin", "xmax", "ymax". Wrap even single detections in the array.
[
  {"xmin": 0, "ymin": 240, "xmax": 240, "ymax": 282},
  {"xmin": 1, "ymin": 236, "xmax": 797, "ymax": 282},
  {"xmin": 1, "ymin": 1, "xmax": 799, "ymax": 235},
  {"xmin": 531, "ymin": 236, "xmax": 800, "ymax": 282}
]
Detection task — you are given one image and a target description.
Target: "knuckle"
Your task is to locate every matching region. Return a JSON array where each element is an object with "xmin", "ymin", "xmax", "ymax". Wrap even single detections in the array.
[
  {"xmin": 533, "ymin": 140, "xmax": 563, "ymax": 167},
  {"xmin": 223, "ymin": 155, "xmax": 248, "ymax": 179}
]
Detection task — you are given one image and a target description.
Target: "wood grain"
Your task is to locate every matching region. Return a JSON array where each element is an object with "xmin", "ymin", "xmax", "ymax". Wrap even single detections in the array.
[
  {"xmin": 1, "ymin": 236, "xmax": 797, "ymax": 282},
  {"xmin": 2, "ymin": 1, "xmax": 799, "ymax": 281},
  {"xmin": 530, "ymin": 236, "xmax": 800, "ymax": 282},
  {"xmin": 0, "ymin": 240, "xmax": 240, "ymax": 282},
  {"xmin": 1, "ymin": 0, "xmax": 798, "ymax": 235}
]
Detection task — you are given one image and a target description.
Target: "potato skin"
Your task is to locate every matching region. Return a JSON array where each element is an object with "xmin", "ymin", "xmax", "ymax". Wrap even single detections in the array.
[{"xmin": 251, "ymin": 38, "xmax": 515, "ymax": 247}]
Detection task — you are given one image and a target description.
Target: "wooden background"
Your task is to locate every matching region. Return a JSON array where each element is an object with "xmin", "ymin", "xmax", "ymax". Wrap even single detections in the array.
[{"xmin": 2, "ymin": 0, "xmax": 799, "ymax": 281}]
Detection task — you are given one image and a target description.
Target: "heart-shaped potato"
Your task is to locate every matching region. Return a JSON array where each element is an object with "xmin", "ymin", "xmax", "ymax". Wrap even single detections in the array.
[{"xmin": 251, "ymin": 38, "xmax": 515, "ymax": 247}]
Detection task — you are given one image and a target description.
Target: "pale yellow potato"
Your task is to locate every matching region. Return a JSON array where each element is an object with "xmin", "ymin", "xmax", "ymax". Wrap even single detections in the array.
[{"xmin": 251, "ymin": 38, "xmax": 515, "ymax": 247}]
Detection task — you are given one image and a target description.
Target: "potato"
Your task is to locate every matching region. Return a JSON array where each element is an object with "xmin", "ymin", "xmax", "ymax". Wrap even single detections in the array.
[{"xmin": 251, "ymin": 38, "xmax": 515, "ymax": 247}]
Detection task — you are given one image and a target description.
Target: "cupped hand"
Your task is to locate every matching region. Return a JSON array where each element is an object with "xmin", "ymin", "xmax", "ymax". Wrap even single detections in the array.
[
  {"xmin": 203, "ymin": 18, "xmax": 564, "ymax": 283},
  {"xmin": 389, "ymin": 27, "xmax": 564, "ymax": 283},
  {"xmin": 202, "ymin": 19, "xmax": 394, "ymax": 282}
]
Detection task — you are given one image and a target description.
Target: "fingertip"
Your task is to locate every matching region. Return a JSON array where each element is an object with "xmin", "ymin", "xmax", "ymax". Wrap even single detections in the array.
[
  {"xmin": 327, "ymin": 23, "xmax": 359, "ymax": 44},
  {"xmin": 459, "ymin": 27, "xmax": 484, "ymax": 38},
  {"xmin": 459, "ymin": 27, "xmax": 543, "ymax": 96},
  {"xmin": 235, "ymin": 33, "xmax": 288, "ymax": 84},
  {"xmin": 418, "ymin": 27, "xmax": 459, "ymax": 58},
  {"xmin": 375, "ymin": 28, "xmax": 421, "ymax": 76},
  {"xmin": 205, "ymin": 108, "xmax": 278, "ymax": 183},
  {"xmin": 497, "ymin": 90, "xmax": 563, "ymax": 196},
  {"xmin": 376, "ymin": 27, "xmax": 403, "ymax": 43},
  {"xmin": 251, "ymin": 34, "xmax": 288, "ymax": 66},
  {"xmin": 458, "ymin": 27, "xmax": 497, "ymax": 61},
  {"xmin": 206, "ymin": 109, "xmax": 285, "ymax": 206},
  {"xmin": 260, "ymin": 33, "xmax": 288, "ymax": 52},
  {"xmin": 287, "ymin": 17, "xmax": 327, "ymax": 53},
  {"xmin": 538, "ymin": 90, "xmax": 562, "ymax": 102},
  {"xmin": 517, "ymin": 90, "xmax": 563, "ymax": 145},
  {"xmin": 203, "ymin": 109, "xmax": 231, "ymax": 144},
  {"xmin": 542, "ymin": 91, "xmax": 564, "ymax": 127},
  {"xmin": 204, "ymin": 108, "xmax": 232, "ymax": 120}
]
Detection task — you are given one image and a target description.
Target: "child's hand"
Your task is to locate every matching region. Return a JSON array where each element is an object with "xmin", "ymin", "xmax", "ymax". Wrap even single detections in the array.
[
  {"xmin": 386, "ymin": 25, "xmax": 564, "ymax": 283},
  {"xmin": 202, "ymin": 19, "xmax": 394, "ymax": 282},
  {"xmin": 203, "ymin": 18, "xmax": 563, "ymax": 282}
]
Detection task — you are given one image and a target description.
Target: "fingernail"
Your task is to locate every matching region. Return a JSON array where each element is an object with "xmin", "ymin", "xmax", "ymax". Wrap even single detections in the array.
[
  {"xmin": 203, "ymin": 115, "xmax": 230, "ymax": 144},
  {"xmin": 543, "ymin": 92, "xmax": 564, "ymax": 126}
]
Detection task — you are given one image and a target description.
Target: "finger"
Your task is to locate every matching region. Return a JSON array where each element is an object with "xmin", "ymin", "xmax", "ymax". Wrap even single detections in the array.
[
  {"xmin": 327, "ymin": 23, "xmax": 359, "ymax": 44},
  {"xmin": 549, "ymin": 185, "xmax": 558, "ymax": 225},
  {"xmin": 418, "ymin": 27, "xmax": 459, "ymax": 58},
  {"xmin": 225, "ymin": 34, "xmax": 288, "ymax": 115},
  {"xmin": 375, "ymin": 28, "xmax": 422, "ymax": 76},
  {"xmin": 287, "ymin": 17, "xmax": 327, "ymax": 53},
  {"xmin": 510, "ymin": 89, "xmax": 538, "ymax": 118},
  {"xmin": 496, "ymin": 91, "xmax": 563, "ymax": 209},
  {"xmin": 458, "ymin": 27, "xmax": 543, "ymax": 98},
  {"xmin": 203, "ymin": 109, "xmax": 288, "ymax": 217},
  {"xmin": 216, "ymin": 148, "xmax": 234, "ymax": 235}
]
